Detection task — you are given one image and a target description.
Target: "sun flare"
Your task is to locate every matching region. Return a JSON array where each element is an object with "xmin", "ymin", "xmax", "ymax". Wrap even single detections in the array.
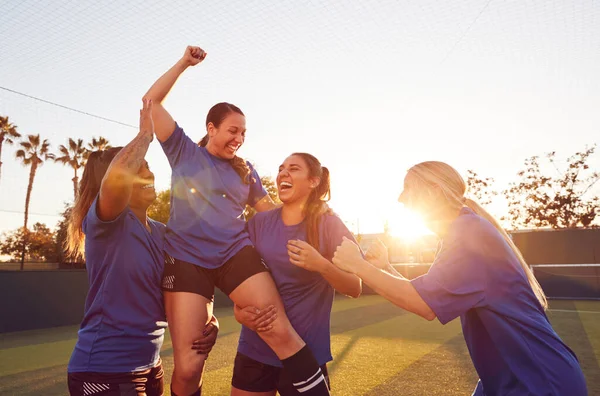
[{"xmin": 387, "ymin": 206, "xmax": 432, "ymax": 241}]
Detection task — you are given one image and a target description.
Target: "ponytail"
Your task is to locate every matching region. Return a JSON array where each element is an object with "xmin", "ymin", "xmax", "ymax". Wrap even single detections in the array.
[
  {"xmin": 408, "ymin": 161, "xmax": 548, "ymax": 310},
  {"xmin": 292, "ymin": 153, "xmax": 331, "ymax": 252}
]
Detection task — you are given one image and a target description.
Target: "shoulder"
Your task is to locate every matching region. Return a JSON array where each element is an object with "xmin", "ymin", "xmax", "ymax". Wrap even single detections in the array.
[
  {"xmin": 445, "ymin": 208, "xmax": 503, "ymax": 254},
  {"xmin": 83, "ymin": 196, "xmax": 130, "ymax": 236},
  {"xmin": 148, "ymin": 218, "xmax": 167, "ymax": 240},
  {"xmin": 451, "ymin": 209, "xmax": 497, "ymax": 237},
  {"xmin": 246, "ymin": 161, "xmax": 260, "ymax": 175},
  {"xmin": 149, "ymin": 217, "xmax": 167, "ymax": 230},
  {"xmin": 319, "ymin": 210, "xmax": 353, "ymax": 241},
  {"xmin": 249, "ymin": 207, "xmax": 280, "ymax": 227},
  {"xmin": 320, "ymin": 211, "xmax": 347, "ymax": 230}
]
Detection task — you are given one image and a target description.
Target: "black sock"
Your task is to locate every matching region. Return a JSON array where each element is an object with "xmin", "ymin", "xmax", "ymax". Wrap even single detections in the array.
[
  {"xmin": 170, "ymin": 384, "xmax": 201, "ymax": 396},
  {"xmin": 281, "ymin": 346, "xmax": 330, "ymax": 395},
  {"xmin": 190, "ymin": 385, "xmax": 201, "ymax": 396}
]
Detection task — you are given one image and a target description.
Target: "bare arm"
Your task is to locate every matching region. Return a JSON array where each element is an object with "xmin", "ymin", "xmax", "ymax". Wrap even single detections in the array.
[
  {"xmin": 287, "ymin": 240, "xmax": 362, "ymax": 298},
  {"xmin": 318, "ymin": 257, "xmax": 362, "ymax": 298},
  {"xmin": 355, "ymin": 260, "xmax": 434, "ymax": 320},
  {"xmin": 142, "ymin": 46, "xmax": 206, "ymax": 142},
  {"xmin": 97, "ymin": 100, "xmax": 154, "ymax": 221},
  {"xmin": 333, "ymin": 238, "xmax": 435, "ymax": 320}
]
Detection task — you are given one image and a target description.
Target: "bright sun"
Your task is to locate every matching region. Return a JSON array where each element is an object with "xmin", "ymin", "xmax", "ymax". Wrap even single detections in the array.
[{"xmin": 387, "ymin": 206, "xmax": 432, "ymax": 241}]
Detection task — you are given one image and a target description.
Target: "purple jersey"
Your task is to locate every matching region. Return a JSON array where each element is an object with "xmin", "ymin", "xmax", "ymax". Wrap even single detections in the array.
[
  {"xmin": 160, "ymin": 124, "xmax": 267, "ymax": 268},
  {"xmin": 238, "ymin": 207, "xmax": 356, "ymax": 367},
  {"xmin": 412, "ymin": 208, "xmax": 586, "ymax": 395}
]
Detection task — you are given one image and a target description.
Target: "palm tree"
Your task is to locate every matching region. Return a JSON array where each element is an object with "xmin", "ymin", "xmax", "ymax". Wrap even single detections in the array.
[
  {"xmin": 83, "ymin": 136, "xmax": 112, "ymax": 162},
  {"xmin": 0, "ymin": 115, "xmax": 21, "ymax": 183},
  {"xmin": 15, "ymin": 134, "xmax": 54, "ymax": 269},
  {"xmin": 55, "ymin": 138, "xmax": 86, "ymax": 199}
]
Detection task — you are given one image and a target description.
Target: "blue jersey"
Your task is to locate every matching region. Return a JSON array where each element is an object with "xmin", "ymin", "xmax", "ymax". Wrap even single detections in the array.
[
  {"xmin": 238, "ymin": 208, "xmax": 356, "ymax": 367},
  {"xmin": 412, "ymin": 208, "xmax": 587, "ymax": 395},
  {"xmin": 160, "ymin": 124, "xmax": 267, "ymax": 269},
  {"xmin": 68, "ymin": 198, "xmax": 167, "ymax": 373}
]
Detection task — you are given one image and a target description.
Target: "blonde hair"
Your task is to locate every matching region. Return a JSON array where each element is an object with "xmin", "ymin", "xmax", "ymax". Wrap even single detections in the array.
[{"xmin": 406, "ymin": 161, "xmax": 548, "ymax": 310}]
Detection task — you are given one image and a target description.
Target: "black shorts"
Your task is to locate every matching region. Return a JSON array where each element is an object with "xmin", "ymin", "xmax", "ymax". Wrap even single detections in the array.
[
  {"xmin": 67, "ymin": 362, "xmax": 164, "ymax": 396},
  {"xmin": 161, "ymin": 245, "xmax": 269, "ymax": 301},
  {"xmin": 231, "ymin": 352, "xmax": 330, "ymax": 395}
]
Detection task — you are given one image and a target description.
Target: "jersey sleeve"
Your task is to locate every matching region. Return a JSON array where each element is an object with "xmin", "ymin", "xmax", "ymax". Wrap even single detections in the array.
[
  {"xmin": 247, "ymin": 163, "xmax": 268, "ymax": 207},
  {"xmin": 82, "ymin": 196, "xmax": 128, "ymax": 240},
  {"xmin": 159, "ymin": 123, "xmax": 198, "ymax": 169},
  {"xmin": 321, "ymin": 214, "xmax": 359, "ymax": 261},
  {"xmin": 411, "ymin": 229, "xmax": 488, "ymax": 324}
]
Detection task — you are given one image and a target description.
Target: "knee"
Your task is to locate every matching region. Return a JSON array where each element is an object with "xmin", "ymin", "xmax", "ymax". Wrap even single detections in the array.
[
  {"xmin": 175, "ymin": 354, "xmax": 206, "ymax": 384},
  {"xmin": 258, "ymin": 318, "xmax": 297, "ymax": 345}
]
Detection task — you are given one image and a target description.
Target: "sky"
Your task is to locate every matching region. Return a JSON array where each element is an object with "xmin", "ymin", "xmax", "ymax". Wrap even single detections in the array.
[{"xmin": 0, "ymin": 0, "xmax": 599, "ymax": 239}]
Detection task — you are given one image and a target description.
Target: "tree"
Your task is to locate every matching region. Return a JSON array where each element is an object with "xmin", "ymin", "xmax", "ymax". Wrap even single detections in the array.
[
  {"xmin": 15, "ymin": 134, "xmax": 54, "ymax": 269},
  {"xmin": 466, "ymin": 170, "xmax": 498, "ymax": 207},
  {"xmin": 83, "ymin": 136, "xmax": 112, "ymax": 162},
  {"xmin": 54, "ymin": 138, "xmax": 86, "ymax": 200},
  {"xmin": 0, "ymin": 115, "xmax": 21, "ymax": 183},
  {"xmin": 147, "ymin": 189, "xmax": 171, "ymax": 224},
  {"xmin": 503, "ymin": 145, "xmax": 599, "ymax": 229},
  {"xmin": 0, "ymin": 223, "xmax": 57, "ymax": 262}
]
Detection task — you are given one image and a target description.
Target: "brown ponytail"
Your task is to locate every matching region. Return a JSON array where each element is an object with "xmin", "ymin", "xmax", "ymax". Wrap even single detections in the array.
[{"xmin": 292, "ymin": 153, "xmax": 331, "ymax": 252}]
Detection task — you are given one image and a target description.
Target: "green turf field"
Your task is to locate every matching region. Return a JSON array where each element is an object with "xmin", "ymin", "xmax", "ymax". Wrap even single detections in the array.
[{"xmin": 1, "ymin": 296, "xmax": 599, "ymax": 395}]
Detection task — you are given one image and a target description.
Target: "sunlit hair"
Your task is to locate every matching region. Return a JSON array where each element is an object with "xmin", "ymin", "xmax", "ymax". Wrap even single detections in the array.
[
  {"xmin": 406, "ymin": 161, "xmax": 548, "ymax": 310},
  {"xmin": 198, "ymin": 102, "xmax": 254, "ymax": 184},
  {"xmin": 66, "ymin": 147, "xmax": 122, "ymax": 259},
  {"xmin": 291, "ymin": 153, "xmax": 331, "ymax": 253}
]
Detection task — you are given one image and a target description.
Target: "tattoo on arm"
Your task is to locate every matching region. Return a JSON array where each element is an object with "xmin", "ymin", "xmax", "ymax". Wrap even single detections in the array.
[{"xmin": 105, "ymin": 130, "xmax": 153, "ymax": 187}]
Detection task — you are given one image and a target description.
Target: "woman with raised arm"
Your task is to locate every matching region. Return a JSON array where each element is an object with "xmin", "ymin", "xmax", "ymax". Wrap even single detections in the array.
[
  {"xmin": 144, "ymin": 47, "xmax": 331, "ymax": 396},
  {"xmin": 332, "ymin": 161, "xmax": 587, "ymax": 396},
  {"xmin": 66, "ymin": 100, "xmax": 218, "ymax": 396}
]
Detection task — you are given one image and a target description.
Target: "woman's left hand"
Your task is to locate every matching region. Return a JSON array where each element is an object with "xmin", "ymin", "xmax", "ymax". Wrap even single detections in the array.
[
  {"xmin": 287, "ymin": 239, "xmax": 327, "ymax": 273},
  {"xmin": 333, "ymin": 237, "xmax": 367, "ymax": 275},
  {"xmin": 191, "ymin": 315, "xmax": 219, "ymax": 355}
]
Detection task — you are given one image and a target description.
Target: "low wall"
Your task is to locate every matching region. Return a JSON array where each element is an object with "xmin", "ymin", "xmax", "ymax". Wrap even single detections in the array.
[{"xmin": 0, "ymin": 270, "xmax": 233, "ymax": 333}]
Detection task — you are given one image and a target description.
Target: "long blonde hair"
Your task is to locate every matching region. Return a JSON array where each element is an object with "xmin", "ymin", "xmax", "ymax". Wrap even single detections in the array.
[
  {"xmin": 406, "ymin": 161, "xmax": 548, "ymax": 310},
  {"xmin": 66, "ymin": 147, "xmax": 122, "ymax": 259}
]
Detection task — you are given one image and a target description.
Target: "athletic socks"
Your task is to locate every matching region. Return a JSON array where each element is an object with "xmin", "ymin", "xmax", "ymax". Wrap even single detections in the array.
[{"xmin": 281, "ymin": 345, "xmax": 330, "ymax": 395}]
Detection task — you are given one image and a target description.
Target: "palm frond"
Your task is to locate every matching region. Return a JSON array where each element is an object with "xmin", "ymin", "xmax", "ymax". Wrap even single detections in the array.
[{"xmin": 30, "ymin": 134, "xmax": 40, "ymax": 147}]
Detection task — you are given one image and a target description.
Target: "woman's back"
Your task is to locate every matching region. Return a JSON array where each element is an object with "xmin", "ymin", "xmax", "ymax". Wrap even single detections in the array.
[
  {"xmin": 69, "ymin": 200, "xmax": 167, "ymax": 373},
  {"xmin": 417, "ymin": 208, "xmax": 585, "ymax": 395}
]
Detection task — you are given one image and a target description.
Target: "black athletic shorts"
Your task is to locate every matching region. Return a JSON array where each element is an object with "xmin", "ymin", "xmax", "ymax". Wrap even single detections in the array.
[
  {"xmin": 161, "ymin": 245, "xmax": 269, "ymax": 301},
  {"xmin": 231, "ymin": 352, "xmax": 330, "ymax": 395},
  {"xmin": 67, "ymin": 361, "xmax": 164, "ymax": 396}
]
